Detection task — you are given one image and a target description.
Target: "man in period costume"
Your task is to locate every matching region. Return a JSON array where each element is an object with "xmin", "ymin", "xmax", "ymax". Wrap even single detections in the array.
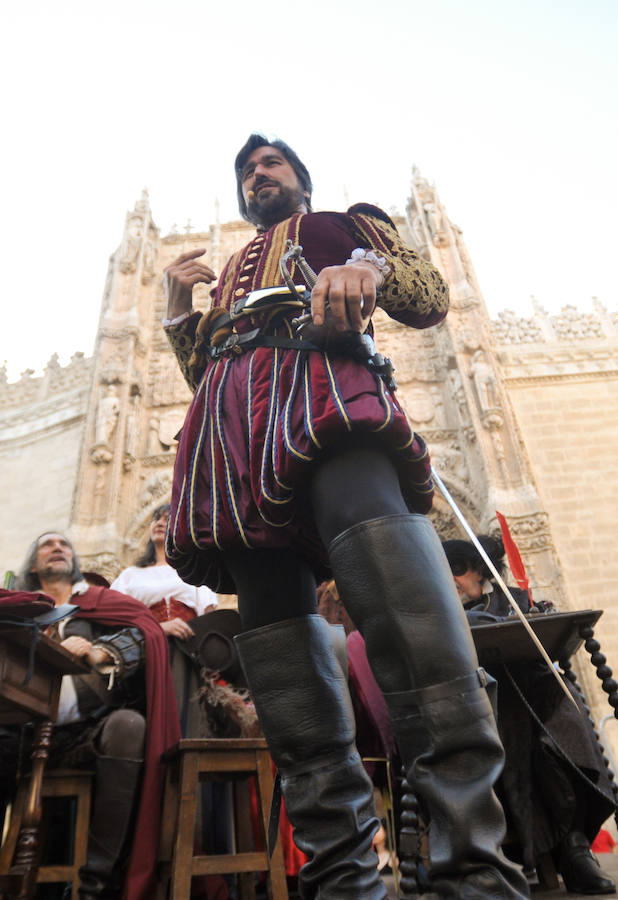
[
  {"xmin": 163, "ymin": 133, "xmax": 530, "ymax": 899},
  {"xmin": 1, "ymin": 532, "xmax": 180, "ymax": 899},
  {"xmin": 443, "ymin": 536, "xmax": 617, "ymax": 895}
]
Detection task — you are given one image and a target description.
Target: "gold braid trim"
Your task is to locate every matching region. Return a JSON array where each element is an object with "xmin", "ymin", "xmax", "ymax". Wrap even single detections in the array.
[{"xmin": 350, "ymin": 213, "xmax": 449, "ymax": 321}]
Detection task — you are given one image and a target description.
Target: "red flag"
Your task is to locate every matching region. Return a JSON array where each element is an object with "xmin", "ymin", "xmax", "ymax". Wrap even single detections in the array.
[{"xmin": 495, "ymin": 510, "xmax": 533, "ymax": 608}]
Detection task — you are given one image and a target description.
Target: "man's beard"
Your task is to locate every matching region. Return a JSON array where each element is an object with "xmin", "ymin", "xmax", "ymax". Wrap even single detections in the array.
[
  {"xmin": 40, "ymin": 560, "xmax": 73, "ymax": 582},
  {"xmin": 247, "ymin": 182, "xmax": 306, "ymax": 228}
]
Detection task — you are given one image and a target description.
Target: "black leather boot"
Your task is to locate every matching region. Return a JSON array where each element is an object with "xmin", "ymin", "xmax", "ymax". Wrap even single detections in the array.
[
  {"xmin": 78, "ymin": 756, "xmax": 142, "ymax": 899},
  {"xmin": 329, "ymin": 513, "xmax": 530, "ymax": 900},
  {"xmin": 235, "ymin": 614, "xmax": 387, "ymax": 899},
  {"xmin": 558, "ymin": 831, "xmax": 616, "ymax": 895}
]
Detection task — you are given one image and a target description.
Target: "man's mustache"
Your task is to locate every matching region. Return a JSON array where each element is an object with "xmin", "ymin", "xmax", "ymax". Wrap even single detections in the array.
[{"xmin": 252, "ymin": 178, "xmax": 279, "ymax": 197}]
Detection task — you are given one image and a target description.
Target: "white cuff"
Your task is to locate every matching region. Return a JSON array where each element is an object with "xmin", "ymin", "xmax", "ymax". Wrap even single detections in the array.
[{"xmin": 162, "ymin": 310, "xmax": 194, "ymax": 327}]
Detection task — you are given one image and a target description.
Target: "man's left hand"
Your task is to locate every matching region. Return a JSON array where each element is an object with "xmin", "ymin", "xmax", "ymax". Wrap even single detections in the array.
[{"xmin": 310, "ymin": 262, "xmax": 383, "ymax": 333}]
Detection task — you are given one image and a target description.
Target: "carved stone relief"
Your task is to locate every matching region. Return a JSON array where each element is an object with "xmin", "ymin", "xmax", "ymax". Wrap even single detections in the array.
[
  {"xmin": 491, "ymin": 309, "xmax": 543, "ymax": 344},
  {"xmin": 93, "ymin": 383, "xmax": 120, "ymax": 448},
  {"xmin": 550, "ymin": 305, "xmax": 603, "ymax": 341},
  {"xmin": 448, "ymin": 371, "xmax": 469, "ymax": 425},
  {"xmin": 147, "ymin": 414, "xmax": 163, "ymax": 456},
  {"xmin": 148, "ymin": 354, "xmax": 193, "ymax": 406},
  {"xmin": 80, "ymin": 553, "xmax": 120, "ymax": 584},
  {"xmin": 469, "ymin": 350, "xmax": 500, "ymax": 413},
  {"xmin": 405, "ymin": 387, "xmax": 437, "ymax": 425},
  {"xmin": 123, "ymin": 389, "xmax": 140, "ymax": 471},
  {"xmin": 139, "ymin": 472, "xmax": 172, "ymax": 510},
  {"xmin": 428, "ymin": 438, "xmax": 469, "ymax": 487},
  {"xmin": 157, "ymin": 409, "xmax": 185, "ymax": 447},
  {"xmin": 144, "ymin": 409, "xmax": 184, "ymax": 456}
]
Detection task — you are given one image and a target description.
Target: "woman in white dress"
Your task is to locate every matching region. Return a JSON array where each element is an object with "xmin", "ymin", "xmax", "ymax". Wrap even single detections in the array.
[{"xmin": 112, "ymin": 504, "xmax": 218, "ymax": 735}]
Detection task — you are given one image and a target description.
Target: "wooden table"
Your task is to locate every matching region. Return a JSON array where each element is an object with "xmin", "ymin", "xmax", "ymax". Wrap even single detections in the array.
[
  {"xmin": 0, "ymin": 626, "xmax": 88, "ymax": 899},
  {"xmin": 470, "ymin": 608, "xmax": 602, "ymax": 667},
  {"xmin": 397, "ymin": 608, "xmax": 612, "ymax": 899}
]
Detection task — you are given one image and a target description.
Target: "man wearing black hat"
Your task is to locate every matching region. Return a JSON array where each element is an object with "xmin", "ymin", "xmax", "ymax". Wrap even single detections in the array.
[
  {"xmin": 162, "ymin": 134, "xmax": 529, "ymax": 899},
  {"xmin": 443, "ymin": 536, "xmax": 617, "ymax": 895}
]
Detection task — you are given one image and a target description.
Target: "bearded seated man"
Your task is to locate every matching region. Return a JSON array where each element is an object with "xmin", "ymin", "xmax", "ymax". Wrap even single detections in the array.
[
  {"xmin": 443, "ymin": 536, "xmax": 617, "ymax": 896},
  {"xmin": 0, "ymin": 531, "xmax": 179, "ymax": 900}
]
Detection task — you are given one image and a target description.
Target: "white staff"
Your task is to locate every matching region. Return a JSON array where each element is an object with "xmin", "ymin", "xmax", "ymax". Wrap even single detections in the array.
[{"xmin": 432, "ymin": 466, "xmax": 578, "ymax": 709}]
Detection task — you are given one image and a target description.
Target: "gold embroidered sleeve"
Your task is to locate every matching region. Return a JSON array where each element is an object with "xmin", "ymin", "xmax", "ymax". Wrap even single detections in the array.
[
  {"xmin": 350, "ymin": 212, "xmax": 449, "ymax": 328},
  {"xmin": 164, "ymin": 312, "xmax": 204, "ymax": 392}
]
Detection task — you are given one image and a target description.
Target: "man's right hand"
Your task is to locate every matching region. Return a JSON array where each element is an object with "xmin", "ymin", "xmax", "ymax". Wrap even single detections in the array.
[{"xmin": 163, "ymin": 248, "xmax": 217, "ymax": 319}]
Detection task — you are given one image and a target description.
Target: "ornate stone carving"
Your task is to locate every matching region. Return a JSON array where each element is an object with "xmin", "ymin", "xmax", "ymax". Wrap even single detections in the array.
[
  {"xmin": 496, "ymin": 513, "xmax": 552, "ymax": 553},
  {"xmin": 157, "ymin": 409, "xmax": 185, "ymax": 447},
  {"xmin": 491, "ymin": 309, "xmax": 543, "ymax": 344},
  {"xmin": 91, "ymin": 445, "xmax": 113, "ymax": 465},
  {"xmin": 93, "ymin": 383, "xmax": 120, "ymax": 448},
  {"xmin": 428, "ymin": 505, "xmax": 460, "ymax": 539},
  {"xmin": 142, "ymin": 453, "xmax": 176, "ymax": 467},
  {"xmin": 428, "ymin": 438, "xmax": 468, "ymax": 486},
  {"xmin": 428, "ymin": 386, "xmax": 447, "ymax": 428},
  {"xmin": 405, "ymin": 387, "xmax": 437, "ymax": 425},
  {"xmin": 147, "ymin": 414, "xmax": 163, "ymax": 456},
  {"xmin": 469, "ymin": 350, "xmax": 499, "ymax": 412},
  {"xmin": 481, "ymin": 411, "xmax": 504, "ymax": 431},
  {"xmin": 550, "ymin": 305, "xmax": 603, "ymax": 341},
  {"xmin": 448, "ymin": 371, "xmax": 469, "ymax": 425},
  {"xmin": 147, "ymin": 354, "xmax": 193, "ymax": 406},
  {"xmin": 80, "ymin": 552, "xmax": 121, "ymax": 583},
  {"xmin": 139, "ymin": 472, "xmax": 172, "ymax": 510},
  {"xmin": 493, "ymin": 301, "xmax": 616, "ymax": 347},
  {"xmin": 123, "ymin": 390, "xmax": 139, "ymax": 471}
]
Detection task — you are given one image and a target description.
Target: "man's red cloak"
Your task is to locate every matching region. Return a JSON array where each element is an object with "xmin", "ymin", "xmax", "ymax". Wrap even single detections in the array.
[{"xmin": 72, "ymin": 586, "xmax": 181, "ymax": 900}]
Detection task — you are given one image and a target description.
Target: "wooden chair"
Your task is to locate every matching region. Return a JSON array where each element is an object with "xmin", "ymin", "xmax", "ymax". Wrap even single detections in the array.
[
  {"xmin": 0, "ymin": 768, "xmax": 92, "ymax": 900},
  {"xmin": 157, "ymin": 737, "xmax": 288, "ymax": 900}
]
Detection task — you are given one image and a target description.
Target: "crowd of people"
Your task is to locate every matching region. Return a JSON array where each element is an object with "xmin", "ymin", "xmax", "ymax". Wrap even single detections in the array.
[{"xmin": 2, "ymin": 132, "xmax": 617, "ymax": 900}]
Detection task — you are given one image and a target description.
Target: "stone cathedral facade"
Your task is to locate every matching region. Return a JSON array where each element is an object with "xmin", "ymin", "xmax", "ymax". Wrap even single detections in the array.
[{"xmin": 1, "ymin": 179, "xmax": 617, "ymax": 753}]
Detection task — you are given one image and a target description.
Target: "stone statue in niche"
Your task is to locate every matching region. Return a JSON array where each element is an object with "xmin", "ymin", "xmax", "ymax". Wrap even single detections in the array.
[
  {"xmin": 94, "ymin": 384, "xmax": 120, "ymax": 448},
  {"xmin": 123, "ymin": 393, "xmax": 139, "ymax": 470},
  {"xmin": 148, "ymin": 414, "xmax": 163, "ymax": 456},
  {"xmin": 469, "ymin": 350, "xmax": 498, "ymax": 412}
]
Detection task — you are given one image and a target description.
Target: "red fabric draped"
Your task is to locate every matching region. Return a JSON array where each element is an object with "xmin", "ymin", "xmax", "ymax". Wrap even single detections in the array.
[{"xmin": 72, "ymin": 586, "xmax": 181, "ymax": 899}]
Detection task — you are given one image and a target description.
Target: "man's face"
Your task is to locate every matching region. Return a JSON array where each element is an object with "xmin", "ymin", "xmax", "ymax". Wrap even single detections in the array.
[
  {"xmin": 32, "ymin": 533, "xmax": 74, "ymax": 582},
  {"xmin": 241, "ymin": 146, "xmax": 307, "ymax": 227},
  {"xmin": 453, "ymin": 565, "xmax": 484, "ymax": 602}
]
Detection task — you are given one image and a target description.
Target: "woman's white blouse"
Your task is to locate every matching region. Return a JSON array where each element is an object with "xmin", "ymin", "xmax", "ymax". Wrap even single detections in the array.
[{"xmin": 111, "ymin": 564, "xmax": 218, "ymax": 615}]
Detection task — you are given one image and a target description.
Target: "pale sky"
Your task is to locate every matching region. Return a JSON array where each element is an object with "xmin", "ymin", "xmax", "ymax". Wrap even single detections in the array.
[{"xmin": 2, "ymin": 0, "xmax": 616, "ymax": 380}]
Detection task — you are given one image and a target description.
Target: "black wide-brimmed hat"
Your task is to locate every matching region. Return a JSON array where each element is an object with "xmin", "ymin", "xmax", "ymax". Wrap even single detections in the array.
[
  {"xmin": 442, "ymin": 539, "xmax": 479, "ymax": 565},
  {"xmin": 179, "ymin": 609, "xmax": 245, "ymax": 686},
  {"xmin": 442, "ymin": 536, "xmax": 505, "ymax": 577}
]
